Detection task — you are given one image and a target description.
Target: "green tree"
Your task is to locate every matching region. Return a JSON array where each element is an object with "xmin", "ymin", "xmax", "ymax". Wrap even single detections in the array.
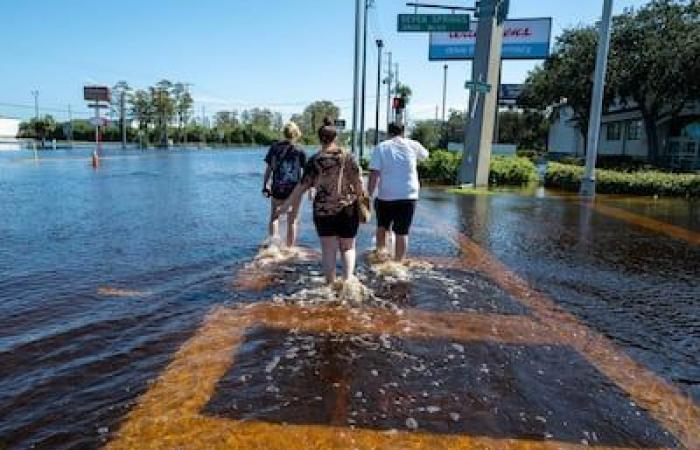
[
  {"xmin": 446, "ymin": 109, "xmax": 467, "ymax": 143},
  {"xmin": 24, "ymin": 115, "xmax": 56, "ymax": 143},
  {"xmin": 611, "ymin": 0, "xmax": 700, "ymax": 161},
  {"xmin": 129, "ymin": 89, "xmax": 154, "ymax": 146},
  {"xmin": 497, "ymin": 110, "xmax": 549, "ymax": 150},
  {"xmin": 172, "ymin": 82, "xmax": 193, "ymax": 145},
  {"xmin": 519, "ymin": 26, "xmax": 615, "ymax": 151},
  {"xmin": 151, "ymin": 79, "xmax": 175, "ymax": 147},
  {"xmin": 112, "ymin": 81, "xmax": 132, "ymax": 144},
  {"xmin": 214, "ymin": 111, "xmax": 240, "ymax": 144},
  {"xmin": 394, "ymin": 83, "xmax": 413, "ymax": 105},
  {"xmin": 411, "ymin": 120, "xmax": 442, "ymax": 149},
  {"xmin": 294, "ymin": 101, "xmax": 341, "ymax": 142}
]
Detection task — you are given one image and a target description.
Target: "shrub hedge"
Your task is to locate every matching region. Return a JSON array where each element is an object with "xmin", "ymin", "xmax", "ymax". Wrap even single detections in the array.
[
  {"xmin": 545, "ymin": 162, "xmax": 700, "ymax": 198},
  {"xmin": 417, "ymin": 149, "xmax": 461, "ymax": 185},
  {"xmin": 489, "ymin": 156, "xmax": 539, "ymax": 185},
  {"xmin": 416, "ymin": 150, "xmax": 538, "ymax": 186}
]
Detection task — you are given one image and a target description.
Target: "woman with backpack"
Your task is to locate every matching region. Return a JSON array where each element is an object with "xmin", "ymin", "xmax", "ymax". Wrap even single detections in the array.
[
  {"xmin": 272, "ymin": 118, "xmax": 367, "ymax": 284},
  {"xmin": 263, "ymin": 122, "xmax": 306, "ymax": 248}
]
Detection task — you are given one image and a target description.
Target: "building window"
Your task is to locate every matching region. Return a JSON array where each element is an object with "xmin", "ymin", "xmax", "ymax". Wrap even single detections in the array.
[
  {"xmin": 606, "ymin": 122, "xmax": 621, "ymax": 141},
  {"xmin": 627, "ymin": 120, "xmax": 642, "ymax": 140}
]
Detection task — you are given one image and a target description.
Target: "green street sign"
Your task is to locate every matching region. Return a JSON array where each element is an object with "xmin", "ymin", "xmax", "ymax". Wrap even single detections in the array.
[
  {"xmin": 465, "ymin": 80, "xmax": 492, "ymax": 93},
  {"xmin": 397, "ymin": 14, "xmax": 471, "ymax": 33}
]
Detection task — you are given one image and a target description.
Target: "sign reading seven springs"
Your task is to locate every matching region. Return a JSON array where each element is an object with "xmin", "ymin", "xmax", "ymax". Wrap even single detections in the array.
[
  {"xmin": 398, "ymin": 14, "xmax": 471, "ymax": 33},
  {"xmin": 429, "ymin": 18, "xmax": 552, "ymax": 60}
]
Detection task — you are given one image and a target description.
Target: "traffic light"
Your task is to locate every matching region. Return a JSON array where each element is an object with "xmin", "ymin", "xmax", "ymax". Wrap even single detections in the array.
[{"xmin": 392, "ymin": 97, "xmax": 406, "ymax": 110}]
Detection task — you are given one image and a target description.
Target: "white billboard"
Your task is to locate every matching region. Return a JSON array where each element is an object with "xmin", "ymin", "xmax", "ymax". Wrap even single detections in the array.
[{"xmin": 429, "ymin": 18, "xmax": 552, "ymax": 60}]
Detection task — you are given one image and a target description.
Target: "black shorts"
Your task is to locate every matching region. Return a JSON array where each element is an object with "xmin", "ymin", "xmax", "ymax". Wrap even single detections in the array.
[
  {"xmin": 313, "ymin": 203, "xmax": 360, "ymax": 238},
  {"xmin": 374, "ymin": 199, "xmax": 417, "ymax": 236}
]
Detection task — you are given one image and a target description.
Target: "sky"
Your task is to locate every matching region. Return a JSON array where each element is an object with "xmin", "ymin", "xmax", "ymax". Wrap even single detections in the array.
[{"xmin": 1, "ymin": 0, "xmax": 650, "ymax": 126}]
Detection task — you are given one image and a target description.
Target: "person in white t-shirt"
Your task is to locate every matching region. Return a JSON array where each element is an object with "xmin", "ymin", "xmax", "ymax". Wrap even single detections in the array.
[{"xmin": 367, "ymin": 122, "xmax": 429, "ymax": 261}]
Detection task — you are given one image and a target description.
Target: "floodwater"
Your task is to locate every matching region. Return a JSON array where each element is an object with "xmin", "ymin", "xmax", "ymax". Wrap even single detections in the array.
[{"xmin": 0, "ymin": 147, "xmax": 697, "ymax": 449}]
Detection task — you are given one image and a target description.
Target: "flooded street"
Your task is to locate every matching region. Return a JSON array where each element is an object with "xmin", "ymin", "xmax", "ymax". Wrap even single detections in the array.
[{"xmin": 0, "ymin": 148, "xmax": 697, "ymax": 449}]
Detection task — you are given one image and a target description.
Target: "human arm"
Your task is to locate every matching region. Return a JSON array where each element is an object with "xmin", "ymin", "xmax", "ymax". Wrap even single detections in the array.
[
  {"xmin": 367, "ymin": 170, "xmax": 380, "ymax": 198},
  {"xmin": 410, "ymin": 139, "xmax": 430, "ymax": 161},
  {"xmin": 262, "ymin": 164, "xmax": 272, "ymax": 196},
  {"xmin": 367, "ymin": 145, "xmax": 382, "ymax": 197},
  {"xmin": 271, "ymin": 181, "xmax": 309, "ymax": 221},
  {"xmin": 262, "ymin": 145, "xmax": 276, "ymax": 195}
]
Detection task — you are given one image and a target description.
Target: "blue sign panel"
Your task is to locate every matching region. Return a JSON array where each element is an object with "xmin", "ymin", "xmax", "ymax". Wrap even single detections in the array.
[{"xmin": 429, "ymin": 18, "xmax": 552, "ymax": 60}]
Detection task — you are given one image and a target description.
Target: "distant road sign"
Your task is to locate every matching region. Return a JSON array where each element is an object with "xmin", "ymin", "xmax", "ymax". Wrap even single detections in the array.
[
  {"xmin": 429, "ymin": 17, "xmax": 552, "ymax": 60},
  {"xmin": 465, "ymin": 81, "xmax": 492, "ymax": 94},
  {"xmin": 398, "ymin": 14, "xmax": 470, "ymax": 33},
  {"xmin": 499, "ymin": 83, "xmax": 524, "ymax": 104},
  {"xmin": 334, "ymin": 119, "xmax": 346, "ymax": 131},
  {"xmin": 84, "ymin": 86, "xmax": 111, "ymax": 102}
]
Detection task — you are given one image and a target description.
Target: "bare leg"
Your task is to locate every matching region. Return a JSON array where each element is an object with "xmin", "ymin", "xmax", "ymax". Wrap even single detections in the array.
[
  {"xmin": 320, "ymin": 237, "xmax": 338, "ymax": 284},
  {"xmin": 376, "ymin": 227, "xmax": 388, "ymax": 252},
  {"xmin": 269, "ymin": 198, "xmax": 280, "ymax": 242},
  {"xmin": 339, "ymin": 238, "xmax": 356, "ymax": 280},
  {"xmin": 286, "ymin": 196, "xmax": 302, "ymax": 248},
  {"xmin": 395, "ymin": 234, "xmax": 408, "ymax": 262}
]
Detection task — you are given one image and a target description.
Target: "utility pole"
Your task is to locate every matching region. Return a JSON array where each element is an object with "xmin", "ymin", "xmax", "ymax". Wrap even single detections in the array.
[
  {"xmin": 394, "ymin": 63, "xmax": 401, "ymax": 124},
  {"xmin": 493, "ymin": 62, "xmax": 503, "ymax": 144},
  {"xmin": 442, "ymin": 64, "xmax": 448, "ymax": 145},
  {"xmin": 359, "ymin": 0, "xmax": 372, "ymax": 160},
  {"xmin": 459, "ymin": 0, "xmax": 506, "ymax": 187},
  {"xmin": 374, "ymin": 39, "xmax": 384, "ymax": 146},
  {"xmin": 385, "ymin": 51, "xmax": 393, "ymax": 131},
  {"xmin": 31, "ymin": 90, "xmax": 39, "ymax": 120},
  {"xmin": 120, "ymin": 91, "xmax": 127, "ymax": 149},
  {"xmin": 68, "ymin": 104, "xmax": 74, "ymax": 146},
  {"xmin": 351, "ymin": 0, "xmax": 365, "ymax": 157},
  {"xmin": 580, "ymin": 0, "xmax": 614, "ymax": 197}
]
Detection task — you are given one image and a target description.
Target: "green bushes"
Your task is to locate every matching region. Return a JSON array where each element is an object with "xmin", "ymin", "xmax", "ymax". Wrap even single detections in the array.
[
  {"xmin": 545, "ymin": 162, "xmax": 700, "ymax": 198},
  {"xmin": 417, "ymin": 149, "xmax": 461, "ymax": 184},
  {"xmin": 489, "ymin": 156, "xmax": 539, "ymax": 185},
  {"xmin": 417, "ymin": 151, "xmax": 538, "ymax": 186}
]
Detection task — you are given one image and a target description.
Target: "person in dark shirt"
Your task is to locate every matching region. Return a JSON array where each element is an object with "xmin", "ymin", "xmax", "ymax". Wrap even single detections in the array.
[
  {"xmin": 262, "ymin": 122, "xmax": 306, "ymax": 247},
  {"xmin": 273, "ymin": 118, "xmax": 365, "ymax": 284}
]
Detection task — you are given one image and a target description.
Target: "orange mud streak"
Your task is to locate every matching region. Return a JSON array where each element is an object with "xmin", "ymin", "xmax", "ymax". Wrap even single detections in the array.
[
  {"xmin": 554, "ymin": 196, "xmax": 700, "ymax": 246},
  {"xmin": 106, "ymin": 305, "xmax": 660, "ymax": 450},
  {"xmin": 256, "ymin": 305, "xmax": 554, "ymax": 345},
  {"xmin": 588, "ymin": 200, "xmax": 700, "ymax": 246},
  {"xmin": 421, "ymin": 212, "xmax": 699, "ymax": 450}
]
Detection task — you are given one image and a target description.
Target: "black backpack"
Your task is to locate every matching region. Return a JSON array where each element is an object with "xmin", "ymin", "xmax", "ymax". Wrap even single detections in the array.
[{"xmin": 270, "ymin": 142, "xmax": 303, "ymax": 200}]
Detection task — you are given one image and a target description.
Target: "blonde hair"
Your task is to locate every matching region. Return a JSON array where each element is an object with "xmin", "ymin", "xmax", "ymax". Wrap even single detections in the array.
[{"xmin": 283, "ymin": 121, "xmax": 302, "ymax": 141}]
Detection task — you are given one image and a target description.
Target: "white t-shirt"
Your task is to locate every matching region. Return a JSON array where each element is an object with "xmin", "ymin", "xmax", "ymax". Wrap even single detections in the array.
[{"xmin": 369, "ymin": 137, "xmax": 429, "ymax": 201}]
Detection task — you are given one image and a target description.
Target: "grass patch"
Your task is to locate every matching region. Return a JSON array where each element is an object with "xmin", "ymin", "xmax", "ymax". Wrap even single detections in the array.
[{"xmin": 446, "ymin": 187, "xmax": 499, "ymax": 196}]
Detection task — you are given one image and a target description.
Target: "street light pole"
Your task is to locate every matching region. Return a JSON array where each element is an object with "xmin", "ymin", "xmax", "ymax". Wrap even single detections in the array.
[
  {"xmin": 359, "ymin": 0, "xmax": 371, "ymax": 160},
  {"xmin": 580, "ymin": 0, "xmax": 614, "ymax": 197},
  {"xmin": 375, "ymin": 39, "xmax": 384, "ymax": 146},
  {"xmin": 385, "ymin": 51, "xmax": 393, "ymax": 131},
  {"xmin": 442, "ymin": 64, "xmax": 448, "ymax": 145},
  {"xmin": 351, "ymin": 0, "xmax": 365, "ymax": 157},
  {"xmin": 31, "ymin": 90, "xmax": 39, "ymax": 122}
]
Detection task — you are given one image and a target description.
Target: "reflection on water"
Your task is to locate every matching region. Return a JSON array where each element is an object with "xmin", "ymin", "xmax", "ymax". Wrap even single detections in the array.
[{"xmin": 0, "ymin": 148, "xmax": 697, "ymax": 449}]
